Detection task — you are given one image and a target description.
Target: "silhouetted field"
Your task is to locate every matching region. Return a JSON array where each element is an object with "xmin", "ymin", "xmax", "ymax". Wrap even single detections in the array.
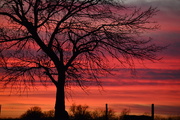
[
  {"xmin": 1, "ymin": 116, "xmax": 180, "ymax": 120},
  {"xmin": 0, "ymin": 119, "xmax": 54, "ymax": 120}
]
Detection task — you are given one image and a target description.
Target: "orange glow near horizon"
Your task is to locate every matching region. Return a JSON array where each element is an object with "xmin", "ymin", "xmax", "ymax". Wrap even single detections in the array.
[{"xmin": 1, "ymin": 65, "xmax": 180, "ymax": 118}]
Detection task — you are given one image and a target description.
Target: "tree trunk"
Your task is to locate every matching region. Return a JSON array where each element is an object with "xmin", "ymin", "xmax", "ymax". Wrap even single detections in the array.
[{"xmin": 54, "ymin": 76, "xmax": 69, "ymax": 120}]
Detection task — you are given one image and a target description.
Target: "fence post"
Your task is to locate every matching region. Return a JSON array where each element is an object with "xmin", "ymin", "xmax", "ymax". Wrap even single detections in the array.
[
  {"xmin": 152, "ymin": 104, "xmax": 154, "ymax": 120},
  {"xmin": 0, "ymin": 104, "xmax": 1, "ymax": 115}
]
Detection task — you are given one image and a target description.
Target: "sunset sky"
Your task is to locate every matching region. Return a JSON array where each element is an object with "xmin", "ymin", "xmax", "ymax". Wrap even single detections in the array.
[{"xmin": 0, "ymin": 0, "xmax": 180, "ymax": 118}]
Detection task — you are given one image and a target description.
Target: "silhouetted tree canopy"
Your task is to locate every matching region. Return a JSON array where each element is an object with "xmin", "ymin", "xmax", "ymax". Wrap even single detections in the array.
[{"xmin": 0, "ymin": 0, "xmax": 165, "ymax": 119}]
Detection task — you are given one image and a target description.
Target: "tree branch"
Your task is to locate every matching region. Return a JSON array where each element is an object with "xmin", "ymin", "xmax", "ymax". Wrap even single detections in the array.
[
  {"xmin": 0, "ymin": 12, "xmax": 22, "ymax": 24},
  {"xmin": 0, "ymin": 36, "xmax": 32, "ymax": 43}
]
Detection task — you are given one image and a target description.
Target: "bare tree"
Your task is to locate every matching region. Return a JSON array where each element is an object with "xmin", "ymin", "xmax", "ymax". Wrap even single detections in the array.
[{"xmin": 0, "ymin": 0, "xmax": 164, "ymax": 119}]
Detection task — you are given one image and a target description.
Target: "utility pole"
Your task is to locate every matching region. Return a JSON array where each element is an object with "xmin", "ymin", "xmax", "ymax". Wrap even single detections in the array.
[{"xmin": 105, "ymin": 104, "xmax": 108, "ymax": 120}]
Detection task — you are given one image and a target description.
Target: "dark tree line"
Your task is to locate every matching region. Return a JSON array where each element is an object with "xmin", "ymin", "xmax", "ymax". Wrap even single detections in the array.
[
  {"xmin": 20, "ymin": 105, "xmax": 119, "ymax": 120},
  {"xmin": 0, "ymin": 0, "xmax": 165, "ymax": 119}
]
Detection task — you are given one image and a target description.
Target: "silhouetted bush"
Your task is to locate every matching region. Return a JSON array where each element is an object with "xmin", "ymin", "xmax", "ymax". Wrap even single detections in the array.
[
  {"xmin": 68, "ymin": 104, "xmax": 118, "ymax": 120},
  {"xmin": 20, "ymin": 106, "xmax": 44, "ymax": 120},
  {"xmin": 69, "ymin": 104, "xmax": 92, "ymax": 120},
  {"xmin": 43, "ymin": 110, "xmax": 54, "ymax": 118}
]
